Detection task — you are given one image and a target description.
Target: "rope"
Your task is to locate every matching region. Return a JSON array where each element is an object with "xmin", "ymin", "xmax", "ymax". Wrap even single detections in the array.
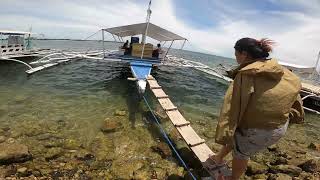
[{"xmin": 142, "ymin": 96, "xmax": 197, "ymax": 180}]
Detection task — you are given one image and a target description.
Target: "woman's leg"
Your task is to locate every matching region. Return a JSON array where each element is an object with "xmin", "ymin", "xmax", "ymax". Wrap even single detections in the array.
[
  {"xmin": 210, "ymin": 145, "xmax": 232, "ymax": 163},
  {"xmin": 231, "ymin": 157, "xmax": 248, "ymax": 180}
]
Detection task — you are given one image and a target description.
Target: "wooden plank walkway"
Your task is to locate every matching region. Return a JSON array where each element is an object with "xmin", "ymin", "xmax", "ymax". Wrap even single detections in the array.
[{"xmin": 147, "ymin": 75, "xmax": 231, "ymax": 179}]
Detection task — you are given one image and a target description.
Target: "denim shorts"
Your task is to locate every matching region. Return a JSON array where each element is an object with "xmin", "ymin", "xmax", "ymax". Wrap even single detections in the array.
[{"xmin": 233, "ymin": 120, "xmax": 289, "ymax": 160}]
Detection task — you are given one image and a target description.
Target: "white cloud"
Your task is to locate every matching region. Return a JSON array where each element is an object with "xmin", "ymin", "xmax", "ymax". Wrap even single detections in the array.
[{"xmin": 0, "ymin": 0, "xmax": 319, "ymax": 66}]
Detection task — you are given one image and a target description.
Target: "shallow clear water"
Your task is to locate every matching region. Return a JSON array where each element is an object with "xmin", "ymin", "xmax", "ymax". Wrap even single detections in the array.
[{"xmin": 0, "ymin": 40, "xmax": 319, "ymax": 178}]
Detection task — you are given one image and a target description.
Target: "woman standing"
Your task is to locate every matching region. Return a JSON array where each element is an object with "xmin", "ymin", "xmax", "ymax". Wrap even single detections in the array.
[{"xmin": 211, "ymin": 38, "xmax": 305, "ymax": 179}]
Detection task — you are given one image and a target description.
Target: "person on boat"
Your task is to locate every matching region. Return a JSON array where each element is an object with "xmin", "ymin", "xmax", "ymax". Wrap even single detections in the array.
[
  {"xmin": 122, "ymin": 40, "xmax": 129, "ymax": 49},
  {"xmin": 122, "ymin": 40, "xmax": 130, "ymax": 55},
  {"xmin": 211, "ymin": 37, "xmax": 305, "ymax": 180},
  {"xmin": 152, "ymin": 43, "xmax": 162, "ymax": 58}
]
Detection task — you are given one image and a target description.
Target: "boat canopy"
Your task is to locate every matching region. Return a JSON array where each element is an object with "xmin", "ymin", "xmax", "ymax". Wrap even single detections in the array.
[
  {"xmin": 103, "ymin": 23, "xmax": 186, "ymax": 42},
  {"xmin": 0, "ymin": 30, "xmax": 32, "ymax": 35}
]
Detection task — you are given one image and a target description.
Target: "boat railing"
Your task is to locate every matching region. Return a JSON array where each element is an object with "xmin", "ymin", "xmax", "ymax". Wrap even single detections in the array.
[{"xmin": 0, "ymin": 44, "xmax": 25, "ymax": 55}]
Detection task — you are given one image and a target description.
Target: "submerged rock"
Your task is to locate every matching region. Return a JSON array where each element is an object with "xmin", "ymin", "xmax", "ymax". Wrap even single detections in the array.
[
  {"xmin": 151, "ymin": 142, "xmax": 172, "ymax": 159},
  {"xmin": 63, "ymin": 139, "xmax": 81, "ymax": 150},
  {"xmin": 114, "ymin": 110, "xmax": 126, "ymax": 116},
  {"xmin": 270, "ymin": 165, "xmax": 302, "ymax": 176},
  {"xmin": 298, "ymin": 159, "xmax": 319, "ymax": 173},
  {"xmin": 0, "ymin": 143, "xmax": 32, "ymax": 164},
  {"xmin": 44, "ymin": 147, "xmax": 63, "ymax": 161},
  {"xmin": 101, "ymin": 118, "xmax": 123, "ymax": 133}
]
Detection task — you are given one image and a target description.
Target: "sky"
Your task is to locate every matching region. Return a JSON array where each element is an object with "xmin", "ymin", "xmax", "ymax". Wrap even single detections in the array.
[{"xmin": 1, "ymin": 0, "xmax": 320, "ymax": 66}]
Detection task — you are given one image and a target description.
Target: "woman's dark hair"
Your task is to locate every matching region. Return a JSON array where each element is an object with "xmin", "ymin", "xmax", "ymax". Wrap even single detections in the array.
[{"xmin": 234, "ymin": 38, "xmax": 275, "ymax": 59}]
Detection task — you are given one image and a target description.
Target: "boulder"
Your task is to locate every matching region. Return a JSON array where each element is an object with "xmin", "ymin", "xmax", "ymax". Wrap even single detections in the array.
[
  {"xmin": 246, "ymin": 161, "xmax": 269, "ymax": 175},
  {"xmin": 0, "ymin": 143, "xmax": 32, "ymax": 164},
  {"xmin": 298, "ymin": 159, "xmax": 319, "ymax": 173},
  {"xmin": 270, "ymin": 165, "xmax": 302, "ymax": 176}
]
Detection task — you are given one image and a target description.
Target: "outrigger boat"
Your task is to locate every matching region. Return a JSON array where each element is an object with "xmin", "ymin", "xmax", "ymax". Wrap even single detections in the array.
[{"xmin": 101, "ymin": 22, "xmax": 187, "ymax": 93}]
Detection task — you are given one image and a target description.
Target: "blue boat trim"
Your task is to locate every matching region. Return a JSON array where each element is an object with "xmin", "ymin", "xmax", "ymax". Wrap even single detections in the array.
[{"xmin": 130, "ymin": 61, "xmax": 154, "ymax": 80}]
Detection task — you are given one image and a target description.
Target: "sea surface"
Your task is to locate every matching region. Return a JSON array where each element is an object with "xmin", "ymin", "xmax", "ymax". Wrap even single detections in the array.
[{"xmin": 0, "ymin": 40, "xmax": 319, "ymax": 178}]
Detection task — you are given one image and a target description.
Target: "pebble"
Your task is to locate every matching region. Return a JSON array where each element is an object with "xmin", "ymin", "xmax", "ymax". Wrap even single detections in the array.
[{"xmin": 6, "ymin": 138, "xmax": 15, "ymax": 144}]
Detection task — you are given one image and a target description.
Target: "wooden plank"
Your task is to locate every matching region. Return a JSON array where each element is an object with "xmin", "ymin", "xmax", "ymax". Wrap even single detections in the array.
[
  {"xmin": 190, "ymin": 143, "xmax": 214, "ymax": 163},
  {"xmin": 176, "ymin": 125, "xmax": 205, "ymax": 147},
  {"xmin": 158, "ymin": 98, "xmax": 177, "ymax": 111},
  {"xmin": 152, "ymin": 88, "xmax": 168, "ymax": 98},
  {"xmin": 148, "ymin": 79, "xmax": 161, "ymax": 88},
  {"xmin": 166, "ymin": 110, "xmax": 190, "ymax": 127}
]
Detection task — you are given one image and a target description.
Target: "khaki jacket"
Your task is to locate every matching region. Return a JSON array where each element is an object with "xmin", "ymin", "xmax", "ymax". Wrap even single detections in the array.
[{"xmin": 215, "ymin": 59, "xmax": 305, "ymax": 146}]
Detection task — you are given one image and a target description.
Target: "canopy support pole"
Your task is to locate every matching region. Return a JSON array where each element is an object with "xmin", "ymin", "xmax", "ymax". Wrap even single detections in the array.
[
  {"xmin": 102, "ymin": 30, "xmax": 105, "ymax": 58},
  {"xmin": 180, "ymin": 39, "xmax": 186, "ymax": 50},
  {"xmin": 164, "ymin": 40, "xmax": 174, "ymax": 59},
  {"xmin": 117, "ymin": 35, "xmax": 121, "ymax": 42},
  {"xmin": 111, "ymin": 34, "xmax": 117, "ymax": 42},
  {"xmin": 162, "ymin": 41, "xmax": 167, "ymax": 47},
  {"xmin": 141, "ymin": 0, "xmax": 152, "ymax": 59},
  {"xmin": 312, "ymin": 50, "xmax": 320, "ymax": 76}
]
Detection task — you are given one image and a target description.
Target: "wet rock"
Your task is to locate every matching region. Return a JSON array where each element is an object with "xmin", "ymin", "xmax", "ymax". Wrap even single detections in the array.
[
  {"xmin": 308, "ymin": 142, "xmax": 320, "ymax": 151},
  {"xmin": 0, "ymin": 136, "xmax": 6, "ymax": 143},
  {"xmin": 44, "ymin": 147, "xmax": 63, "ymax": 161},
  {"xmin": 0, "ymin": 143, "xmax": 32, "ymax": 164},
  {"xmin": 252, "ymin": 174, "xmax": 268, "ymax": 179},
  {"xmin": 17, "ymin": 167, "xmax": 30, "ymax": 177},
  {"xmin": 151, "ymin": 142, "xmax": 172, "ymax": 159},
  {"xmin": 114, "ymin": 110, "xmax": 126, "ymax": 116},
  {"xmin": 270, "ymin": 165, "xmax": 302, "ymax": 176},
  {"xmin": 270, "ymin": 157, "xmax": 288, "ymax": 165},
  {"xmin": 267, "ymin": 144, "xmax": 279, "ymax": 152},
  {"xmin": 246, "ymin": 161, "xmax": 269, "ymax": 175},
  {"xmin": 298, "ymin": 159, "xmax": 319, "ymax": 173},
  {"xmin": 268, "ymin": 173, "xmax": 292, "ymax": 180},
  {"xmin": 101, "ymin": 118, "xmax": 123, "ymax": 133},
  {"xmin": 0, "ymin": 165, "xmax": 17, "ymax": 178}
]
